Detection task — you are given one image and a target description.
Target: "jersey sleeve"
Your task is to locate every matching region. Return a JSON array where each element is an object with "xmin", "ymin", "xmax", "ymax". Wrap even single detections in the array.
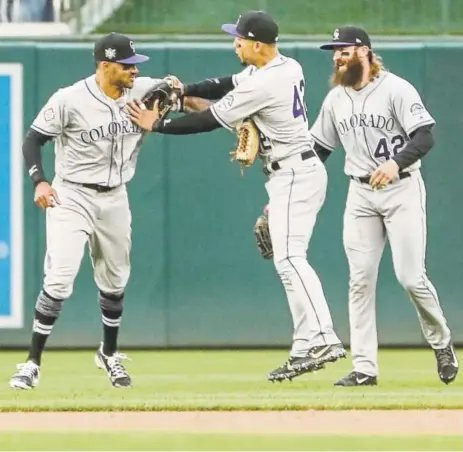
[
  {"xmin": 232, "ymin": 66, "xmax": 257, "ymax": 87},
  {"xmin": 210, "ymin": 77, "xmax": 271, "ymax": 130},
  {"xmin": 31, "ymin": 89, "xmax": 67, "ymax": 137},
  {"xmin": 310, "ymin": 92, "xmax": 340, "ymax": 150},
  {"xmin": 392, "ymin": 80, "xmax": 435, "ymax": 135}
]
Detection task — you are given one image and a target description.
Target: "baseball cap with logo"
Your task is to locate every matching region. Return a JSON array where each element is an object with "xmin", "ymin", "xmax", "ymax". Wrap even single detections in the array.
[
  {"xmin": 93, "ymin": 32, "xmax": 150, "ymax": 64},
  {"xmin": 221, "ymin": 11, "xmax": 279, "ymax": 44},
  {"xmin": 320, "ymin": 26, "xmax": 371, "ymax": 50}
]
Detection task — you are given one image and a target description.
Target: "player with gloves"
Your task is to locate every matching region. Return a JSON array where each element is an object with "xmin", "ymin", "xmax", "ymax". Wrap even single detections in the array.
[{"xmin": 126, "ymin": 11, "xmax": 347, "ymax": 382}]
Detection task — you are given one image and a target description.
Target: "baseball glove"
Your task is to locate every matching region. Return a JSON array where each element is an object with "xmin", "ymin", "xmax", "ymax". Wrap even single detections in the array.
[
  {"xmin": 230, "ymin": 118, "xmax": 260, "ymax": 176},
  {"xmin": 141, "ymin": 80, "xmax": 175, "ymax": 120},
  {"xmin": 254, "ymin": 213, "xmax": 273, "ymax": 259}
]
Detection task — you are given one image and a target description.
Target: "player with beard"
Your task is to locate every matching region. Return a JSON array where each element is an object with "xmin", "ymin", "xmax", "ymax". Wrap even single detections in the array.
[{"xmin": 310, "ymin": 26, "xmax": 459, "ymax": 387}]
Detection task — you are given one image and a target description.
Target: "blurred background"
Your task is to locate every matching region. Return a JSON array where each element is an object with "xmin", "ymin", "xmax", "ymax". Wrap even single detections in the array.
[
  {"xmin": 0, "ymin": 0, "xmax": 461, "ymax": 350},
  {"xmin": 0, "ymin": 0, "xmax": 462, "ymax": 35}
]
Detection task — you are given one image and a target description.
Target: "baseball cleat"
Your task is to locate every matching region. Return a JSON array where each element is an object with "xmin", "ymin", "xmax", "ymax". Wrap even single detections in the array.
[
  {"xmin": 268, "ymin": 357, "xmax": 325, "ymax": 382},
  {"xmin": 94, "ymin": 342, "xmax": 132, "ymax": 388},
  {"xmin": 290, "ymin": 343, "xmax": 347, "ymax": 374},
  {"xmin": 334, "ymin": 370, "xmax": 377, "ymax": 387},
  {"xmin": 9, "ymin": 361, "xmax": 40, "ymax": 390},
  {"xmin": 434, "ymin": 342, "xmax": 459, "ymax": 385}
]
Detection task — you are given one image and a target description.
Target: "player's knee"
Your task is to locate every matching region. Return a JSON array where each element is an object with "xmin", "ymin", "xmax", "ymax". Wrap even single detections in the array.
[
  {"xmin": 273, "ymin": 254, "xmax": 305, "ymax": 278},
  {"xmin": 96, "ymin": 267, "xmax": 130, "ymax": 296},
  {"xmin": 43, "ymin": 265, "xmax": 79, "ymax": 299},
  {"xmin": 43, "ymin": 281, "xmax": 74, "ymax": 300},
  {"xmin": 396, "ymin": 272, "xmax": 422, "ymax": 293}
]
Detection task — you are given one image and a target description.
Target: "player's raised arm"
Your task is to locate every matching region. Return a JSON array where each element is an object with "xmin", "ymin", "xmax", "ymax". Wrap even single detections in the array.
[
  {"xmin": 183, "ymin": 97, "xmax": 212, "ymax": 113},
  {"xmin": 164, "ymin": 66, "xmax": 256, "ymax": 113},
  {"xmin": 174, "ymin": 66, "xmax": 255, "ymax": 102},
  {"xmin": 183, "ymin": 76, "xmax": 235, "ymax": 100},
  {"xmin": 127, "ymin": 75, "xmax": 270, "ymax": 135}
]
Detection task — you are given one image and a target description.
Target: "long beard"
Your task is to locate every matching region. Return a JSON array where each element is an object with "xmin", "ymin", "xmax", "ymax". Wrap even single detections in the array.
[{"xmin": 330, "ymin": 56, "xmax": 364, "ymax": 87}]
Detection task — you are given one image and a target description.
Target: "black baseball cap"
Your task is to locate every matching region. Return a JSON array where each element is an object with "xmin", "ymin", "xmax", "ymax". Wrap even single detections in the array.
[
  {"xmin": 93, "ymin": 32, "xmax": 149, "ymax": 64},
  {"xmin": 320, "ymin": 26, "xmax": 371, "ymax": 50},
  {"xmin": 221, "ymin": 11, "xmax": 279, "ymax": 44}
]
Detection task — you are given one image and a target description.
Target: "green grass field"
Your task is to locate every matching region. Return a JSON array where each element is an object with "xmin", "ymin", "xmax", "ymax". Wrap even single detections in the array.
[
  {"xmin": 1, "ymin": 349, "xmax": 462, "ymax": 450},
  {"xmin": 1, "ymin": 432, "xmax": 462, "ymax": 451},
  {"xmin": 0, "ymin": 349, "xmax": 461, "ymax": 411}
]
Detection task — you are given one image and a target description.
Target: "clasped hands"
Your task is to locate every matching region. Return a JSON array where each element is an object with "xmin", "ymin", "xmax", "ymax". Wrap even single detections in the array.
[{"xmin": 127, "ymin": 75, "xmax": 184, "ymax": 132}]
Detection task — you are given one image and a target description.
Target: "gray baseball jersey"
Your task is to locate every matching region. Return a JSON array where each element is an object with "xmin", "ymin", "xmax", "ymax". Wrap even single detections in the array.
[
  {"xmin": 311, "ymin": 70, "xmax": 452, "ymax": 377},
  {"xmin": 31, "ymin": 75, "xmax": 160, "ymax": 187},
  {"xmin": 310, "ymin": 70, "xmax": 435, "ymax": 177},
  {"xmin": 210, "ymin": 54, "xmax": 342, "ymax": 355},
  {"xmin": 210, "ymin": 55, "xmax": 316, "ymax": 163},
  {"xmin": 31, "ymin": 74, "xmax": 160, "ymax": 301}
]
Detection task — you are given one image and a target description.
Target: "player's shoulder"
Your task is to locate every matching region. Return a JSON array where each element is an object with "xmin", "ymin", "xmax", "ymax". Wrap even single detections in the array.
[
  {"xmin": 251, "ymin": 55, "xmax": 301, "ymax": 87},
  {"xmin": 383, "ymin": 71, "xmax": 417, "ymax": 90},
  {"xmin": 46, "ymin": 78, "xmax": 86, "ymax": 103},
  {"xmin": 262, "ymin": 54, "xmax": 300, "ymax": 74},
  {"xmin": 322, "ymin": 86, "xmax": 344, "ymax": 106}
]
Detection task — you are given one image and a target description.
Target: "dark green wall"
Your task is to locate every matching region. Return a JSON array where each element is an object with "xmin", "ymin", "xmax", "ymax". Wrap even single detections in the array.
[{"xmin": 1, "ymin": 42, "xmax": 462, "ymax": 348}]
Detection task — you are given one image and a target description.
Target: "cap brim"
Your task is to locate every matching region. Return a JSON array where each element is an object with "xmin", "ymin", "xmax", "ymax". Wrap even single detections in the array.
[
  {"xmin": 116, "ymin": 53, "xmax": 150, "ymax": 64},
  {"xmin": 221, "ymin": 23, "xmax": 244, "ymax": 38},
  {"xmin": 320, "ymin": 42, "xmax": 359, "ymax": 50}
]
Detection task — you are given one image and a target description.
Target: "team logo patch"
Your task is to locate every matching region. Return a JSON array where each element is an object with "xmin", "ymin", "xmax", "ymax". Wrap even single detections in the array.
[
  {"xmin": 410, "ymin": 103, "xmax": 424, "ymax": 116},
  {"xmin": 333, "ymin": 28, "xmax": 340, "ymax": 40},
  {"xmin": 44, "ymin": 108, "xmax": 55, "ymax": 121},
  {"xmin": 129, "ymin": 41, "xmax": 135, "ymax": 53},
  {"xmin": 105, "ymin": 48, "xmax": 117, "ymax": 59},
  {"xmin": 215, "ymin": 94, "xmax": 235, "ymax": 112}
]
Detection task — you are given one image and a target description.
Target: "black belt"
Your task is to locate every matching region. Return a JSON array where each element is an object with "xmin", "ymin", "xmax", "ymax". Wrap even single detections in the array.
[
  {"xmin": 81, "ymin": 183, "xmax": 117, "ymax": 192},
  {"xmin": 351, "ymin": 172, "xmax": 410, "ymax": 184},
  {"xmin": 266, "ymin": 150, "xmax": 316, "ymax": 174},
  {"xmin": 64, "ymin": 180, "xmax": 118, "ymax": 192}
]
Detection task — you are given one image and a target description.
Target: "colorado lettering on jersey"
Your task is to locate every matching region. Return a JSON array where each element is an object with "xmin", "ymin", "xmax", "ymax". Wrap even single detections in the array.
[
  {"xmin": 337, "ymin": 114, "xmax": 395, "ymax": 136},
  {"xmin": 80, "ymin": 120, "xmax": 142, "ymax": 144},
  {"xmin": 310, "ymin": 71, "xmax": 436, "ymax": 176}
]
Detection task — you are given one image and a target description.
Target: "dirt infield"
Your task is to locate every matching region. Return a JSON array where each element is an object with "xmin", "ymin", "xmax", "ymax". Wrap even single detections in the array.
[{"xmin": 0, "ymin": 411, "xmax": 461, "ymax": 435}]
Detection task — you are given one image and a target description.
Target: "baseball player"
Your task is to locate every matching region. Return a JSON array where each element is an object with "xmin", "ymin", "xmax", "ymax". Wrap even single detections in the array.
[
  {"xmin": 127, "ymin": 11, "xmax": 347, "ymax": 382},
  {"xmin": 9, "ymin": 32, "xmax": 164, "ymax": 390},
  {"xmin": 310, "ymin": 26, "xmax": 459, "ymax": 386}
]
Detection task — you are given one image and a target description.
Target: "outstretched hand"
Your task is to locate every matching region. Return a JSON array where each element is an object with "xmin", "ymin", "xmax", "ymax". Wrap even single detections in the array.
[{"xmin": 127, "ymin": 99, "xmax": 161, "ymax": 131}]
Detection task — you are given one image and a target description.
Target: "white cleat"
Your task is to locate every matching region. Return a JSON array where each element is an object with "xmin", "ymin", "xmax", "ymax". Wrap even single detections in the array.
[{"xmin": 9, "ymin": 361, "xmax": 40, "ymax": 390}]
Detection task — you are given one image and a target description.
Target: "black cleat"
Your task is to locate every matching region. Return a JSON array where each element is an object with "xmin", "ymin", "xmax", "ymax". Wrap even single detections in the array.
[
  {"xmin": 334, "ymin": 371, "xmax": 377, "ymax": 387},
  {"xmin": 434, "ymin": 343, "xmax": 459, "ymax": 385},
  {"xmin": 94, "ymin": 342, "xmax": 132, "ymax": 388},
  {"xmin": 267, "ymin": 357, "xmax": 325, "ymax": 382},
  {"xmin": 291, "ymin": 343, "xmax": 347, "ymax": 374}
]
